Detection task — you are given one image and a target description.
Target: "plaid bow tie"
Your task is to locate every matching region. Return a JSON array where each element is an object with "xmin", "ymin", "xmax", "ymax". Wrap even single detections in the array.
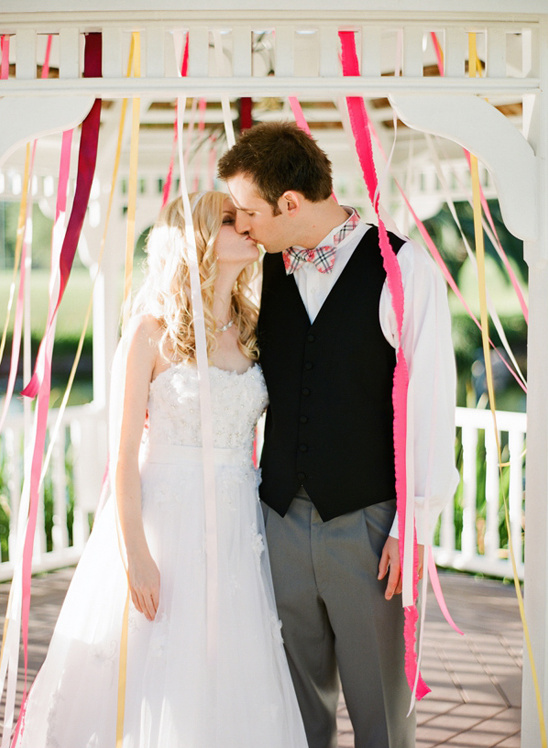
[{"xmin": 282, "ymin": 207, "xmax": 360, "ymax": 275}]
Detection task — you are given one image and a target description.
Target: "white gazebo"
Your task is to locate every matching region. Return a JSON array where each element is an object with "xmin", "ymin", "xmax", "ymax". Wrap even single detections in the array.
[{"xmin": 0, "ymin": 1, "xmax": 547, "ymax": 743}]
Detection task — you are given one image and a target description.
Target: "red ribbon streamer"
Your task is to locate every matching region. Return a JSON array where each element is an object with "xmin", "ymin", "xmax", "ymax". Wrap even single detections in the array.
[{"xmin": 22, "ymin": 38, "xmax": 102, "ymax": 397}]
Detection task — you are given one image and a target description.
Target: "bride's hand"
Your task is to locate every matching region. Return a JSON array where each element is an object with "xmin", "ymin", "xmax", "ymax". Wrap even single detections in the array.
[{"xmin": 127, "ymin": 552, "xmax": 161, "ymax": 621}]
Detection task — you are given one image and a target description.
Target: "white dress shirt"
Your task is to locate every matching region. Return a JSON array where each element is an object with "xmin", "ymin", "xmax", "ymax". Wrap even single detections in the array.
[{"xmin": 291, "ymin": 219, "xmax": 460, "ymax": 544}]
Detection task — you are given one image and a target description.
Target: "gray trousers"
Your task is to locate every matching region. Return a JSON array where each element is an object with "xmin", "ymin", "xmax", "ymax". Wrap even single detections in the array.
[{"xmin": 262, "ymin": 494, "xmax": 416, "ymax": 748}]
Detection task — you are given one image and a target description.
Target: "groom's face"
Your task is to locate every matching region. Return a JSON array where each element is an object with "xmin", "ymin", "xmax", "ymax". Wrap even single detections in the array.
[{"xmin": 226, "ymin": 173, "xmax": 293, "ymax": 254}]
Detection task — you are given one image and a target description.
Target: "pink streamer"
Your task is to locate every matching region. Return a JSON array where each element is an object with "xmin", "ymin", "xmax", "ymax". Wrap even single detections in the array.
[
  {"xmin": 56, "ymin": 131, "xmax": 73, "ymax": 220},
  {"xmin": 288, "ymin": 97, "xmax": 337, "ymax": 202},
  {"xmin": 21, "ymin": 130, "xmax": 73, "ymax": 398},
  {"xmin": 41, "ymin": 35, "xmax": 53, "ymax": 79},
  {"xmin": 288, "ymin": 97, "xmax": 312, "ymax": 135},
  {"xmin": 462, "ymin": 150, "xmax": 529, "ymax": 323},
  {"xmin": 207, "ymin": 136, "xmax": 217, "ymax": 190},
  {"xmin": 427, "ymin": 551, "xmax": 463, "ymax": 635},
  {"xmin": 430, "ymin": 33, "xmax": 528, "ymax": 324},
  {"xmin": 162, "ymin": 33, "xmax": 188, "ymax": 209},
  {"xmin": 1, "ymin": 35, "xmax": 9, "ymax": 79},
  {"xmin": 15, "ymin": 35, "xmax": 103, "ymax": 736},
  {"xmin": 339, "ymin": 30, "xmax": 429, "ymax": 700},
  {"xmin": 430, "ymin": 32, "xmax": 444, "ymax": 77},
  {"xmin": 291, "ymin": 93, "xmax": 461, "ymax": 647}
]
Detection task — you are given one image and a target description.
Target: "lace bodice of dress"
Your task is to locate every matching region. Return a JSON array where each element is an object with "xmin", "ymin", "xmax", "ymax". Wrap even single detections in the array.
[{"xmin": 145, "ymin": 363, "xmax": 268, "ymax": 452}]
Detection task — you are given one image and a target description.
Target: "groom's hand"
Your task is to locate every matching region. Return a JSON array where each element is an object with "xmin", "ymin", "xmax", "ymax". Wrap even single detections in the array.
[{"xmin": 377, "ymin": 537, "xmax": 424, "ymax": 600}]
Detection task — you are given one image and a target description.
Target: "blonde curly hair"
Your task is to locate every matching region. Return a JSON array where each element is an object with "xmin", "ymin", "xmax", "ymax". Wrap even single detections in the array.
[{"xmin": 132, "ymin": 191, "xmax": 259, "ymax": 362}]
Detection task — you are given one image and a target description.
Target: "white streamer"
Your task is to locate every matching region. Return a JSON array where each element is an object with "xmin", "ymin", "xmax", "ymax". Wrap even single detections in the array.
[
  {"xmin": 212, "ymin": 31, "xmax": 236, "ymax": 149},
  {"xmin": 424, "ymin": 134, "xmax": 527, "ymax": 388},
  {"xmin": 176, "ymin": 98, "xmax": 219, "ymax": 671}
]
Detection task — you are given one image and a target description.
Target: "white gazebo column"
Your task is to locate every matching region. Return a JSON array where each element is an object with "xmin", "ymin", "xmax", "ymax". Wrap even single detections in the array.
[
  {"xmin": 86, "ymin": 193, "xmax": 126, "ymax": 413},
  {"xmin": 522, "ymin": 18, "xmax": 548, "ymax": 744}
]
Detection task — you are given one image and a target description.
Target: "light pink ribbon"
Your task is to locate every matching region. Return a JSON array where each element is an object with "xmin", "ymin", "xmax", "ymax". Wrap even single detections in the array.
[
  {"xmin": 430, "ymin": 32, "xmax": 528, "ymax": 324},
  {"xmin": 463, "ymin": 149, "xmax": 528, "ymax": 323},
  {"xmin": 369, "ymin": 123, "xmax": 526, "ymax": 395}
]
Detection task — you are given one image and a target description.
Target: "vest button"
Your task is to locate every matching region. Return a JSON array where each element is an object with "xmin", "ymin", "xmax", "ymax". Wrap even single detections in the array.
[
  {"xmin": 307, "ymin": 334, "xmax": 315, "ymax": 343},
  {"xmin": 299, "ymin": 415, "xmax": 308, "ymax": 424},
  {"xmin": 301, "ymin": 387, "xmax": 310, "ymax": 396},
  {"xmin": 304, "ymin": 361, "xmax": 313, "ymax": 370},
  {"xmin": 297, "ymin": 472, "xmax": 306, "ymax": 481},
  {"xmin": 299, "ymin": 444, "xmax": 308, "ymax": 452}
]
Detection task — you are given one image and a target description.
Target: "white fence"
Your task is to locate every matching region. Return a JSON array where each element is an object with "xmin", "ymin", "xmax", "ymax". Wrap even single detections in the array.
[
  {"xmin": 0, "ymin": 403, "xmax": 107, "ymax": 582},
  {"xmin": 434, "ymin": 406, "xmax": 526, "ymax": 580},
  {"xmin": 0, "ymin": 403, "xmax": 526, "ymax": 581}
]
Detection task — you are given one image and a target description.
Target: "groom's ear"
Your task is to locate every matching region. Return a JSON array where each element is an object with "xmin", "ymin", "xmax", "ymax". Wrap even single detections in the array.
[{"xmin": 280, "ymin": 190, "xmax": 301, "ymax": 216}]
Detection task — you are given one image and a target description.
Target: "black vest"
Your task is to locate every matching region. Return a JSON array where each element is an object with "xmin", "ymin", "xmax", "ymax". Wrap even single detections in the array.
[{"xmin": 257, "ymin": 226, "xmax": 405, "ymax": 521}]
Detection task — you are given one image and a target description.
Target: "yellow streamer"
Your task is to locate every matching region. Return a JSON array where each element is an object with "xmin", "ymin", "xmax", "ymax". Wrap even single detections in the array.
[
  {"xmin": 469, "ymin": 33, "xmax": 547, "ymax": 747},
  {"xmin": 116, "ymin": 30, "xmax": 141, "ymax": 745},
  {"xmin": 116, "ymin": 589, "xmax": 130, "ymax": 748},
  {"xmin": 0, "ymin": 145, "xmax": 31, "ymax": 368},
  {"xmin": 122, "ymin": 32, "xmax": 141, "ymax": 332}
]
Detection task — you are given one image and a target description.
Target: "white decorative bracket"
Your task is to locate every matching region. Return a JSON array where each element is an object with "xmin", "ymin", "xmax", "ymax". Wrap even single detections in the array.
[
  {"xmin": 0, "ymin": 95, "xmax": 95, "ymax": 167},
  {"xmin": 389, "ymin": 94, "xmax": 538, "ymax": 243}
]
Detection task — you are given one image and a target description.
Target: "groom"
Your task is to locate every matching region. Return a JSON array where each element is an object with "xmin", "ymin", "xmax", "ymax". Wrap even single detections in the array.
[{"xmin": 218, "ymin": 121, "xmax": 458, "ymax": 748}]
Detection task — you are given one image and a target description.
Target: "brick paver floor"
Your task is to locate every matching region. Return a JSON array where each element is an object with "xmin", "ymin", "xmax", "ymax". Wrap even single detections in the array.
[
  {"xmin": 0, "ymin": 568, "xmax": 522, "ymax": 747},
  {"xmin": 337, "ymin": 572, "xmax": 523, "ymax": 747}
]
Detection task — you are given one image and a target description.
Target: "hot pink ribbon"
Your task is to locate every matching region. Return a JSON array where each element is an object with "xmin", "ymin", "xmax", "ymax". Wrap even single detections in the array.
[
  {"xmin": 1, "ymin": 35, "xmax": 9, "ymax": 80},
  {"xmin": 339, "ymin": 30, "xmax": 429, "ymax": 700}
]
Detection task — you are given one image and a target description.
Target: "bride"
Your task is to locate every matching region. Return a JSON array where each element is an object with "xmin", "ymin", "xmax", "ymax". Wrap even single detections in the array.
[{"xmin": 14, "ymin": 191, "xmax": 308, "ymax": 747}]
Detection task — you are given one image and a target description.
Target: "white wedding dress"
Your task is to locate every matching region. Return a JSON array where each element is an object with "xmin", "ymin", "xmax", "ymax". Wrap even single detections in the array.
[{"xmin": 16, "ymin": 364, "xmax": 308, "ymax": 748}]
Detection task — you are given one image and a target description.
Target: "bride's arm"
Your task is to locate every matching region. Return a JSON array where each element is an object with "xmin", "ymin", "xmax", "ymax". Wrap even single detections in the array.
[{"xmin": 110, "ymin": 315, "xmax": 162, "ymax": 621}]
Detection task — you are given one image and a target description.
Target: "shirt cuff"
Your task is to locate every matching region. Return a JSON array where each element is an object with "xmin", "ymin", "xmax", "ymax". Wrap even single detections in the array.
[{"xmin": 388, "ymin": 500, "xmax": 431, "ymax": 545}]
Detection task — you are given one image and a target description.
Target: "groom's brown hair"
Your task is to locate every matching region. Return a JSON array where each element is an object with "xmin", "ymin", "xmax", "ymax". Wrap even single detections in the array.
[{"xmin": 217, "ymin": 121, "xmax": 333, "ymax": 215}]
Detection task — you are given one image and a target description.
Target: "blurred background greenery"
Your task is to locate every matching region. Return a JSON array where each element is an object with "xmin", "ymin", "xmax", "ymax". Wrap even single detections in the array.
[{"xmin": 0, "ymin": 197, "xmax": 527, "ymax": 412}]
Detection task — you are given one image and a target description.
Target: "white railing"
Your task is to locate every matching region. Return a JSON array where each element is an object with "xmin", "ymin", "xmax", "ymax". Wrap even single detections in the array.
[
  {"xmin": 434, "ymin": 406, "xmax": 527, "ymax": 580},
  {"xmin": 0, "ymin": 402, "xmax": 108, "ymax": 582},
  {"xmin": 0, "ymin": 402, "xmax": 527, "ymax": 581},
  {"xmin": 0, "ymin": 16, "xmax": 540, "ymax": 99}
]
